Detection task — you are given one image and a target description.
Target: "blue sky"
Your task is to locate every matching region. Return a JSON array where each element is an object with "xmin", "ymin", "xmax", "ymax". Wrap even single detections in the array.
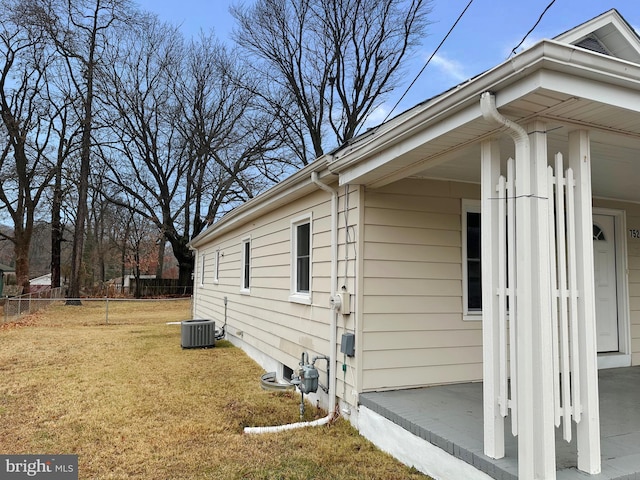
[{"xmin": 135, "ymin": 0, "xmax": 640, "ymax": 119}]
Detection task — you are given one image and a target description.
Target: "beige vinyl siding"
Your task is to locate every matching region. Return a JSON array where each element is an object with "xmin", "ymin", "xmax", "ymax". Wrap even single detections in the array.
[
  {"xmin": 361, "ymin": 178, "xmax": 481, "ymax": 391},
  {"xmin": 193, "ymin": 183, "xmax": 360, "ymax": 406}
]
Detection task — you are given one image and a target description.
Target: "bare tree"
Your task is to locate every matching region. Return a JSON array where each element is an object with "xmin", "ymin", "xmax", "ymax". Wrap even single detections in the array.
[
  {"xmin": 0, "ymin": 7, "xmax": 57, "ymax": 291},
  {"xmin": 98, "ymin": 17, "xmax": 285, "ymax": 285},
  {"xmin": 232, "ymin": 0, "xmax": 431, "ymax": 164},
  {"xmin": 25, "ymin": 0, "xmax": 132, "ymax": 301}
]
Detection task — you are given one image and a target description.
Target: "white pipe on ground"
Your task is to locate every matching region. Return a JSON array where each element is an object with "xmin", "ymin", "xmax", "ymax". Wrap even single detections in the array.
[{"xmin": 244, "ymin": 415, "xmax": 333, "ymax": 434}]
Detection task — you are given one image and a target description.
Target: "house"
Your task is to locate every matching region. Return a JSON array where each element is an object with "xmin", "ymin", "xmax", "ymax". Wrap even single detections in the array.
[
  {"xmin": 189, "ymin": 10, "xmax": 640, "ymax": 480},
  {"xmin": 0, "ymin": 263, "xmax": 14, "ymax": 296},
  {"xmin": 29, "ymin": 273, "xmax": 52, "ymax": 293}
]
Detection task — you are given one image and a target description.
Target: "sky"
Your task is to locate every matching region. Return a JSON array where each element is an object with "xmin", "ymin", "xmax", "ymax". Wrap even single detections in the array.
[{"xmin": 135, "ymin": 0, "xmax": 640, "ymax": 121}]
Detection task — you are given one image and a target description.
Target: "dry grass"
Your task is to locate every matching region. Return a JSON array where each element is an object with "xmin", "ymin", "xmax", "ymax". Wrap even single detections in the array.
[{"xmin": 0, "ymin": 300, "xmax": 429, "ymax": 479}]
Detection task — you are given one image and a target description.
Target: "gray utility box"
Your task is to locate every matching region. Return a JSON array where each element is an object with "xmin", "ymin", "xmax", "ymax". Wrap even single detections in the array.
[{"xmin": 181, "ymin": 319, "xmax": 215, "ymax": 348}]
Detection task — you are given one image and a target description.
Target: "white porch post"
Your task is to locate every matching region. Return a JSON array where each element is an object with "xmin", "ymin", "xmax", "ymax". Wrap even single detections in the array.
[
  {"xmin": 513, "ymin": 121, "xmax": 556, "ymax": 479},
  {"xmin": 481, "ymin": 138, "xmax": 504, "ymax": 459},
  {"xmin": 528, "ymin": 121, "xmax": 557, "ymax": 479},
  {"xmin": 481, "ymin": 92, "xmax": 558, "ymax": 479},
  {"xmin": 568, "ymin": 130, "xmax": 601, "ymax": 474}
]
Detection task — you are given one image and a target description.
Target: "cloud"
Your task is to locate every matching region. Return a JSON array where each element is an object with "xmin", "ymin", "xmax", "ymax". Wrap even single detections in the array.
[
  {"xmin": 430, "ymin": 53, "xmax": 468, "ymax": 83},
  {"xmin": 358, "ymin": 104, "xmax": 391, "ymax": 131},
  {"xmin": 505, "ymin": 34, "xmax": 543, "ymax": 57}
]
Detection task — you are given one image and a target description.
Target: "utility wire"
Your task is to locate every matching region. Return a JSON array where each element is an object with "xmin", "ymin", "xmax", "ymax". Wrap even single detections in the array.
[
  {"xmin": 508, "ymin": 0, "xmax": 557, "ymax": 58},
  {"xmin": 378, "ymin": 0, "xmax": 475, "ymax": 126}
]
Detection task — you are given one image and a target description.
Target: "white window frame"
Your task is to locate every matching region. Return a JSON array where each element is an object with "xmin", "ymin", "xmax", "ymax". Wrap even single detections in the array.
[
  {"xmin": 241, "ymin": 236, "xmax": 251, "ymax": 293},
  {"xmin": 289, "ymin": 214, "xmax": 312, "ymax": 304},
  {"xmin": 213, "ymin": 249, "xmax": 220, "ymax": 284},
  {"xmin": 199, "ymin": 253, "xmax": 206, "ymax": 287},
  {"xmin": 462, "ymin": 199, "xmax": 482, "ymax": 321}
]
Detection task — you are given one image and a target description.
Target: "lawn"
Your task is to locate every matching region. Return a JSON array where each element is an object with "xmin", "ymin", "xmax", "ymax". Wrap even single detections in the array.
[{"xmin": 0, "ymin": 299, "xmax": 429, "ymax": 479}]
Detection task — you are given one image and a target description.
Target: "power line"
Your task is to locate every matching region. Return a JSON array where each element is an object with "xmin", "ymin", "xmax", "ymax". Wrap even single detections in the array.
[
  {"xmin": 378, "ymin": 0, "xmax": 475, "ymax": 126},
  {"xmin": 509, "ymin": 0, "xmax": 557, "ymax": 58}
]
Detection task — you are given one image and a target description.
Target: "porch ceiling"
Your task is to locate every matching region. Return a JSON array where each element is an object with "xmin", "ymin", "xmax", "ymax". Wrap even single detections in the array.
[
  {"xmin": 411, "ymin": 91, "xmax": 640, "ymax": 204},
  {"xmin": 347, "ymin": 86, "xmax": 640, "ymax": 203}
]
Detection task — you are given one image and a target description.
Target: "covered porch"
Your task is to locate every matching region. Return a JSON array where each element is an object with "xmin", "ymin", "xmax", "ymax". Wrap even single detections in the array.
[
  {"xmin": 328, "ymin": 11, "xmax": 640, "ymax": 479},
  {"xmin": 360, "ymin": 366, "xmax": 640, "ymax": 480}
]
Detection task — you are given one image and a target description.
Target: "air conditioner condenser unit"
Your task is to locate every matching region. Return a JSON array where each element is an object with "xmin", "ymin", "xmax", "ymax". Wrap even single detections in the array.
[{"xmin": 181, "ymin": 319, "xmax": 216, "ymax": 348}]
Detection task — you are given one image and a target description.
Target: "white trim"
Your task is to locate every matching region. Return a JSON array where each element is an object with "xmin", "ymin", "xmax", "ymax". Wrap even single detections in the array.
[
  {"xmin": 462, "ymin": 199, "xmax": 482, "ymax": 321},
  {"xmin": 241, "ymin": 236, "xmax": 251, "ymax": 293},
  {"xmin": 289, "ymin": 213, "xmax": 313, "ymax": 304},
  {"xmin": 597, "ymin": 353, "xmax": 631, "ymax": 369},
  {"xmin": 593, "ymin": 207, "xmax": 631, "ymax": 362}
]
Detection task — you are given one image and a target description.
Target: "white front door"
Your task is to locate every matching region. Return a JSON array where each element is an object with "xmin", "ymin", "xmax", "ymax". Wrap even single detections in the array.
[{"xmin": 593, "ymin": 214, "xmax": 619, "ymax": 353}]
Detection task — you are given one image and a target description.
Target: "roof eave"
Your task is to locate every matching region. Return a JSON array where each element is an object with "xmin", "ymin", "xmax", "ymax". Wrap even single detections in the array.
[{"xmin": 327, "ymin": 40, "xmax": 640, "ymax": 177}]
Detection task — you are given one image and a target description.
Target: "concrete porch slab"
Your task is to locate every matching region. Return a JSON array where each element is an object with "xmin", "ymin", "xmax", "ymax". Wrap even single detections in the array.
[{"xmin": 359, "ymin": 366, "xmax": 640, "ymax": 480}]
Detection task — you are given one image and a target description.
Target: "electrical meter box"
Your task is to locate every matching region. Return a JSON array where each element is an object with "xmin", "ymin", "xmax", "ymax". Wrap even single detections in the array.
[{"xmin": 340, "ymin": 332, "xmax": 355, "ymax": 357}]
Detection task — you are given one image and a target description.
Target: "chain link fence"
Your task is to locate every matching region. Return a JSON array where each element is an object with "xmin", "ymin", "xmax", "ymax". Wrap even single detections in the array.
[
  {"xmin": 2, "ymin": 287, "xmax": 192, "ymax": 323},
  {"xmin": 3, "ymin": 287, "xmax": 65, "ymax": 322}
]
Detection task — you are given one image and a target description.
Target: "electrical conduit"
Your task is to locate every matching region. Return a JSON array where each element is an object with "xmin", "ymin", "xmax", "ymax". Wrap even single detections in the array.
[{"xmin": 243, "ymin": 171, "xmax": 339, "ymax": 434}]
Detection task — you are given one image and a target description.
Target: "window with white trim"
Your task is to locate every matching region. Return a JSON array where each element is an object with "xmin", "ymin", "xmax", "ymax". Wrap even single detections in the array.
[
  {"xmin": 462, "ymin": 200, "xmax": 482, "ymax": 319},
  {"xmin": 214, "ymin": 249, "xmax": 220, "ymax": 283},
  {"xmin": 200, "ymin": 253, "xmax": 206, "ymax": 287},
  {"xmin": 241, "ymin": 237, "xmax": 251, "ymax": 291},
  {"xmin": 290, "ymin": 215, "xmax": 312, "ymax": 303}
]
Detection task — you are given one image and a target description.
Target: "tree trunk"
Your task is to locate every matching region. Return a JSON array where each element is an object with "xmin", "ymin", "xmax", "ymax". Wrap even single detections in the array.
[
  {"xmin": 156, "ymin": 237, "xmax": 165, "ymax": 279},
  {"xmin": 51, "ymin": 166, "xmax": 63, "ymax": 290},
  {"xmin": 66, "ymin": 124, "xmax": 91, "ymax": 304},
  {"xmin": 66, "ymin": 8, "xmax": 98, "ymax": 305},
  {"xmin": 14, "ymin": 233, "xmax": 31, "ymax": 294}
]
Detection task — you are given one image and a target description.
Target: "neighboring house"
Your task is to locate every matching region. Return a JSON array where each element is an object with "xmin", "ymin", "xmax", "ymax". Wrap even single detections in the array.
[
  {"xmin": 29, "ymin": 273, "xmax": 51, "ymax": 293},
  {"xmin": 109, "ymin": 274, "xmax": 156, "ymax": 290},
  {"xmin": 190, "ymin": 10, "xmax": 640, "ymax": 480},
  {"xmin": 29, "ymin": 273, "xmax": 66, "ymax": 293},
  {"xmin": 0, "ymin": 263, "xmax": 14, "ymax": 296}
]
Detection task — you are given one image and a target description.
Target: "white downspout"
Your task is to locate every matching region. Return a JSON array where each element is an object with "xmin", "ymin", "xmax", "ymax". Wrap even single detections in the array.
[
  {"xmin": 244, "ymin": 171, "xmax": 339, "ymax": 434},
  {"xmin": 480, "ymin": 92, "xmax": 529, "ymax": 149},
  {"xmin": 310, "ymin": 171, "xmax": 339, "ymax": 418}
]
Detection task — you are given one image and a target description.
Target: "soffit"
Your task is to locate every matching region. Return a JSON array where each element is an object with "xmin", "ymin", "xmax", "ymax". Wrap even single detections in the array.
[
  {"xmin": 344, "ymin": 82, "xmax": 640, "ymax": 190},
  {"xmin": 409, "ymin": 94, "xmax": 640, "ymax": 204}
]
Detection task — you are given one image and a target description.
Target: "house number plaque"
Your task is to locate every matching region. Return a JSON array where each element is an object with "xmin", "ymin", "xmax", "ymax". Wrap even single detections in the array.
[{"xmin": 629, "ymin": 229, "xmax": 640, "ymax": 239}]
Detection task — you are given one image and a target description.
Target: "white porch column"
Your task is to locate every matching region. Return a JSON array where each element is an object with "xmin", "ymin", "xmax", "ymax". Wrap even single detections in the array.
[
  {"xmin": 481, "ymin": 93, "xmax": 557, "ymax": 479},
  {"xmin": 527, "ymin": 120, "xmax": 557, "ymax": 479},
  {"xmin": 514, "ymin": 121, "xmax": 556, "ymax": 479},
  {"xmin": 481, "ymin": 138, "xmax": 504, "ymax": 459},
  {"xmin": 568, "ymin": 130, "xmax": 601, "ymax": 474}
]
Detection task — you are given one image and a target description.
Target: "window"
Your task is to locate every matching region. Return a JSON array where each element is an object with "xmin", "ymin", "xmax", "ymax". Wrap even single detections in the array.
[
  {"xmin": 462, "ymin": 200, "xmax": 482, "ymax": 319},
  {"xmin": 214, "ymin": 249, "xmax": 220, "ymax": 283},
  {"xmin": 200, "ymin": 253, "xmax": 206, "ymax": 287},
  {"xmin": 290, "ymin": 215, "xmax": 312, "ymax": 303},
  {"xmin": 241, "ymin": 237, "xmax": 251, "ymax": 291}
]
